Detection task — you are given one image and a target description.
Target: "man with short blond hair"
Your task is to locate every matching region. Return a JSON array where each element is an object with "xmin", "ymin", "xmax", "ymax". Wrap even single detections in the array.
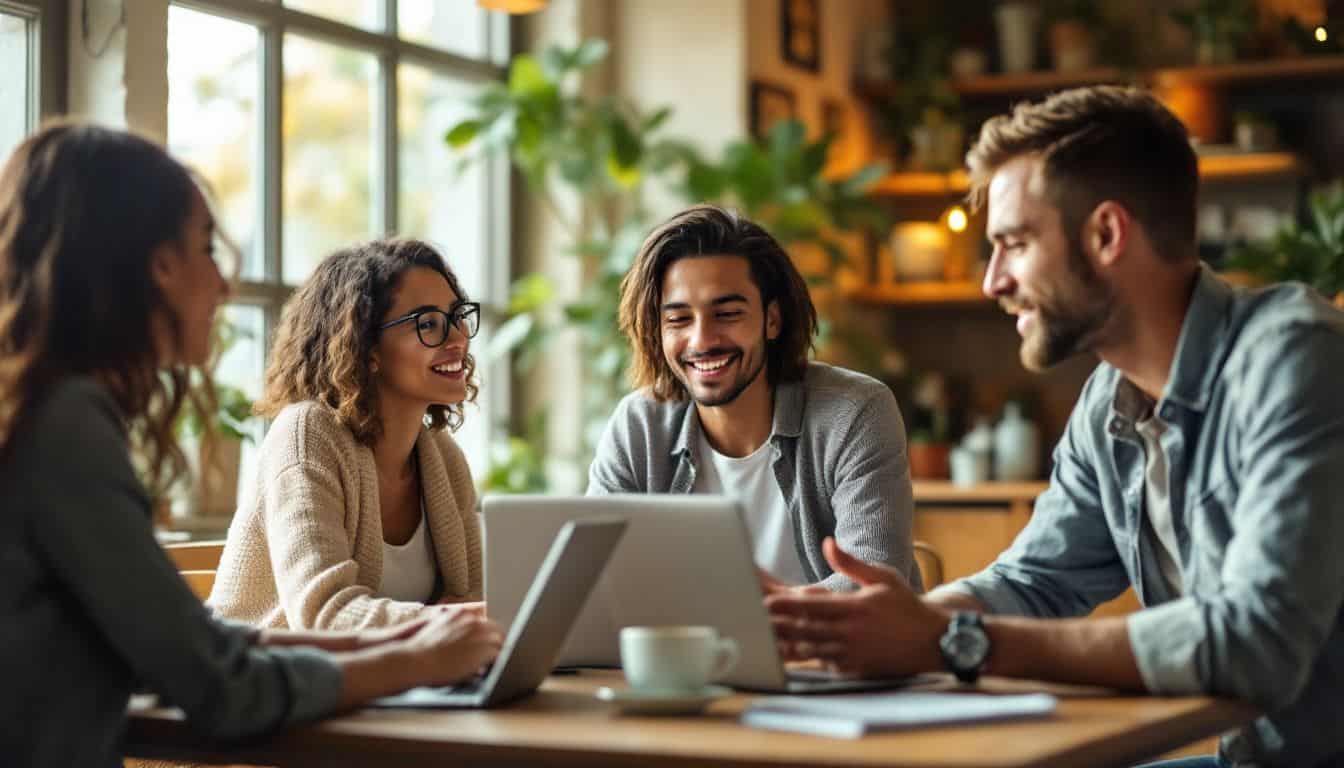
[{"xmin": 767, "ymin": 86, "xmax": 1344, "ymax": 767}]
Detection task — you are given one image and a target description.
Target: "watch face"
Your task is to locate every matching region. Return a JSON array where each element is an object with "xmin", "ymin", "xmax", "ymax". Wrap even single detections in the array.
[{"xmin": 945, "ymin": 628, "xmax": 991, "ymax": 668}]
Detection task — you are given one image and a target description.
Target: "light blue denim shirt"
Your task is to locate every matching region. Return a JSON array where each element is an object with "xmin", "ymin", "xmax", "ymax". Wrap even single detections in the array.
[{"xmin": 949, "ymin": 268, "xmax": 1344, "ymax": 767}]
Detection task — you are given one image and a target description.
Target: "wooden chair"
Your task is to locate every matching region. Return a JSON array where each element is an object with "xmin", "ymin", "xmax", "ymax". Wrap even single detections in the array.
[
  {"xmin": 913, "ymin": 539, "xmax": 945, "ymax": 590},
  {"xmin": 163, "ymin": 541, "xmax": 224, "ymax": 601}
]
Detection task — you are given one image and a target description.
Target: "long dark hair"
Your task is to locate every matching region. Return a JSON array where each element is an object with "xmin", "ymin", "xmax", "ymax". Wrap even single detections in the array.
[
  {"xmin": 619, "ymin": 204, "xmax": 818, "ymax": 401},
  {"xmin": 0, "ymin": 121, "xmax": 205, "ymax": 491},
  {"xmin": 256, "ymin": 238, "xmax": 479, "ymax": 442}
]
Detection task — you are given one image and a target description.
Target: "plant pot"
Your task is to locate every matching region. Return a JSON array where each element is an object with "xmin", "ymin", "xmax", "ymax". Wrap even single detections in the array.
[
  {"xmin": 183, "ymin": 433, "xmax": 243, "ymax": 519},
  {"xmin": 909, "ymin": 441, "xmax": 951, "ymax": 480},
  {"xmin": 1048, "ymin": 20, "xmax": 1097, "ymax": 72},
  {"xmin": 995, "ymin": 2, "xmax": 1040, "ymax": 73}
]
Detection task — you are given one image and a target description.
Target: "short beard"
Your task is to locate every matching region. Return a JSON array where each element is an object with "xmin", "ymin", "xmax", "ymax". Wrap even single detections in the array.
[
  {"xmin": 686, "ymin": 349, "xmax": 766, "ymax": 407},
  {"xmin": 1019, "ymin": 240, "xmax": 1114, "ymax": 371}
]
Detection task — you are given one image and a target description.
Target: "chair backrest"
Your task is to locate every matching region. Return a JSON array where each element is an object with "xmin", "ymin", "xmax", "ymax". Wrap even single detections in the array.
[
  {"xmin": 164, "ymin": 541, "xmax": 224, "ymax": 601},
  {"xmin": 913, "ymin": 540, "xmax": 945, "ymax": 590},
  {"xmin": 164, "ymin": 541, "xmax": 224, "ymax": 571}
]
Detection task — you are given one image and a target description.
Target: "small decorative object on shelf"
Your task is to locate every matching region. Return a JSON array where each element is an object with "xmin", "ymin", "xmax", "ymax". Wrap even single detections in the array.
[
  {"xmin": 951, "ymin": 418, "xmax": 993, "ymax": 487},
  {"xmin": 1169, "ymin": 0, "xmax": 1255, "ymax": 65},
  {"xmin": 889, "ymin": 221, "xmax": 949, "ymax": 283},
  {"xmin": 992, "ymin": 401, "xmax": 1041, "ymax": 482},
  {"xmin": 1045, "ymin": 0, "xmax": 1102, "ymax": 72},
  {"xmin": 995, "ymin": 2, "xmax": 1041, "ymax": 73}
]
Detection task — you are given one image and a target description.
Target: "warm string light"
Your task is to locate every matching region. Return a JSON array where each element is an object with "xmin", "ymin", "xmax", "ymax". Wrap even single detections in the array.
[
  {"xmin": 1315, "ymin": 26, "xmax": 1329, "ymax": 43},
  {"xmin": 477, "ymin": 0, "xmax": 548, "ymax": 14},
  {"xmin": 946, "ymin": 205, "xmax": 969, "ymax": 233}
]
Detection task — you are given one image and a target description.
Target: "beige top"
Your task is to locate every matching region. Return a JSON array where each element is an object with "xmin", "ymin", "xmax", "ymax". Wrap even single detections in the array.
[{"xmin": 208, "ymin": 401, "xmax": 482, "ymax": 630}]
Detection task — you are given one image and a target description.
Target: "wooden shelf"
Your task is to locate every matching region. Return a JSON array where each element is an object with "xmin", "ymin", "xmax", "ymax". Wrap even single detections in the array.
[
  {"xmin": 856, "ymin": 55, "xmax": 1344, "ymax": 103},
  {"xmin": 1197, "ymin": 151, "xmax": 1304, "ymax": 180},
  {"xmin": 847, "ymin": 281, "xmax": 988, "ymax": 307},
  {"xmin": 870, "ymin": 152, "xmax": 1302, "ymax": 201},
  {"xmin": 913, "ymin": 480, "xmax": 1049, "ymax": 503},
  {"xmin": 1152, "ymin": 55, "xmax": 1344, "ymax": 88},
  {"xmin": 870, "ymin": 170, "xmax": 970, "ymax": 197}
]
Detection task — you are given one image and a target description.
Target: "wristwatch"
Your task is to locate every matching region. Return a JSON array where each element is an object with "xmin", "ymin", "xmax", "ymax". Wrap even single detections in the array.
[{"xmin": 939, "ymin": 611, "xmax": 991, "ymax": 684}]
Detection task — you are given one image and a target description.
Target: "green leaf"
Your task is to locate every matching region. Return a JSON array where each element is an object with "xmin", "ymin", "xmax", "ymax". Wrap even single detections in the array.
[
  {"xmin": 481, "ymin": 313, "xmax": 535, "ymax": 362},
  {"xmin": 685, "ymin": 162, "xmax": 727, "ymax": 202},
  {"xmin": 563, "ymin": 303, "xmax": 597, "ymax": 323},
  {"xmin": 444, "ymin": 120, "xmax": 482, "ymax": 149},
  {"xmin": 642, "ymin": 106, "xmax": 673, "ymax": 133},
  {"xmin": 768, "ymin": 119, "xmax": 807, "ymax": 160},
  {"xmin": 606, "ymin": 112, "xmax": 642, "ymax": 172},
  {"xmin": 572, "ymin": 38, "xmax": 610, "ymax": 69},
  {"xmin": 837, "ymin": 163, "xmax": 889, "ymax": 195},
  {"xmin": 508, "ymin": 55, "xmax": 553, "ymax": 98},
  {"xmin": 508, "ymin": 272, "xmax": 555, "ymax": 313}
]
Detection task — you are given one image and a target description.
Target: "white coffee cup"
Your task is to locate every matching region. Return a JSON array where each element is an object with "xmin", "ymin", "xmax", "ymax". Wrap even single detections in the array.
[{"xmin": 619, "ymin": 626, "xmax": 739, "ymax": 693}]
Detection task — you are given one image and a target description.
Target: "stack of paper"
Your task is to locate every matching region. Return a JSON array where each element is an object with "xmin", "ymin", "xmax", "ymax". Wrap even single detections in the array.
[{"xmin": 740, "ymin": 691, "xmax": 1058, "ymax": 739}]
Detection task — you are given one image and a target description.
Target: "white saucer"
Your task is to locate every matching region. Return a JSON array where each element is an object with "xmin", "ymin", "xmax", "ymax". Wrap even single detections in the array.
[{"xmin": 595, "ymin": 684, "xmax": 733, "ymax": 715}]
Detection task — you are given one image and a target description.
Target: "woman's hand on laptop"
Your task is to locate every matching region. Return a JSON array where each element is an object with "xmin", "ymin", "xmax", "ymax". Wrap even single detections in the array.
[
  {"xmin": 404, "ymin": 611, "xmax": 505, "ymax": 686},
  {"xmin": 765, "ymin": 538, "xmax": 949, "ymax": 678}
]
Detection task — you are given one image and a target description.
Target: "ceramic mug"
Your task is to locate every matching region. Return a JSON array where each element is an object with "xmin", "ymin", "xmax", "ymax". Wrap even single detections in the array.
[{"xmin": 619, "ymin": 626, "xmax": 739, "ymax": 693}]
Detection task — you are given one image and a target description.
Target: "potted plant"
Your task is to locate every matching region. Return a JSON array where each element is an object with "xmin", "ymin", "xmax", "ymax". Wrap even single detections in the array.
[
  {"xmin": 1223, "ymin": 181, "xmax": 1344, "ymax": 307},
  {"xmin": 171, "ymin": 321, "xmax": 257, "ymax": 521},
  {"xmin": 1170, "ymin": 0, "xmax": 1255, "ymax": 65},
  {"xmin": 880, "ymin": 8, "xmax": 964, "ymax": 171},
  {"xmin": 906, "ymin": 372, "xmax": 952, "ymax": 480}
]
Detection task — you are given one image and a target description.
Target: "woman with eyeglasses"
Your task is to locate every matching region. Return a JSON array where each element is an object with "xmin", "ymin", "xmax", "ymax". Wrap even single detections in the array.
[
  {"xmin": 209, "ymin": 238, "xmax": 489, "ymax": 631},
  {"xmin": 0, "ymin": 123, "xmax": 502, "ymax": 766}
]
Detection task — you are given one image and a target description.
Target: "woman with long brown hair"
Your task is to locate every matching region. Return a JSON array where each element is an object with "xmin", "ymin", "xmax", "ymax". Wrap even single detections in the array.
[
  {"xmin": 0, "ymin": 122, "xmax": 501, "ymax": 767},
  {"xmin": 209, "ymin": 238, "xmax": 486, "ymax": 630}
]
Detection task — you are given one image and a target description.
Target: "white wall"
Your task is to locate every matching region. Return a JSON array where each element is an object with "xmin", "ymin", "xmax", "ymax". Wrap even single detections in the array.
[{"xmin": 68, "ymin": 0, "xmax": 168, "ymax": 141}]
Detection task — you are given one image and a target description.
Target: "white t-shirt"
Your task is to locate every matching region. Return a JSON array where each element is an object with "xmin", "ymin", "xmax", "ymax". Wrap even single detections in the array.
[
  {"xmin": 379, "ymin": 500, "xmax": 437, "ymax": 603},
  {"xmin": 692, "ymin": 430, "xmax": 809, "ymax": 586},
  {"xmin": 1136, "ymin": 414, "xmax": 1184, "ymax": 595}
]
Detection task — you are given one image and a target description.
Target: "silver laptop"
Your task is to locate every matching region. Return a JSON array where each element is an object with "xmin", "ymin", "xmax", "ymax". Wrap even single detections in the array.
[
  {"xmin": 483, "ymin": 494, "xmax": 908, "ymax": 694},
  {"xmin": 373, "ymin": 517, "xmax": 627, "ymax": 708}
]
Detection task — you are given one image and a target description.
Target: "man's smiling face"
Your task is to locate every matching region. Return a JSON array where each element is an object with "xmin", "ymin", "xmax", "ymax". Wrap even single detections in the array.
[{"xmin": 659, "ymin": 254, "xmax": 780, "ymax": 406}]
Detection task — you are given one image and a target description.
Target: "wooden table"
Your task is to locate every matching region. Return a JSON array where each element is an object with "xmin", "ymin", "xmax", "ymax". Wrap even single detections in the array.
[{"xmin": 126, "ymin": 670, "xmax": 1256, "ymax": 768}]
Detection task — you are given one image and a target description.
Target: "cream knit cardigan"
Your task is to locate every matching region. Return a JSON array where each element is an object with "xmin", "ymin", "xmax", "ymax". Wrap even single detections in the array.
[{"xmin": 208, "ymin": 401, "xmax": 482, "ymax": 630}]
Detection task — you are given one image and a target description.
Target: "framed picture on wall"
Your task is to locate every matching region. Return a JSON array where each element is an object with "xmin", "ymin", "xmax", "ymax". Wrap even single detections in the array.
[
  {"xmin": 781, "ymin": 0, "xmax": 821, "ymax": 72},
  {"xmin": 749, "ymin": 81, "xmax": 797, "ymax": 139}
]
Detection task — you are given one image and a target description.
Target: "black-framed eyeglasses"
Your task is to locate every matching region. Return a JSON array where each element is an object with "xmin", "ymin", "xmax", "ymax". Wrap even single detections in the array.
[{"xmin": 378, "ymin": 302, "xmax": 481, "ymax": 347}]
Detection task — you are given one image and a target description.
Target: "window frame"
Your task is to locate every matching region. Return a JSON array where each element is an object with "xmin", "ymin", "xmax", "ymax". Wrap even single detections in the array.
[
  {"xmin": 169, "ymin": 0, "xmax": 513, "ymax": 474},
  {"xmin": 1, "ymin": 0, "xmax": 67, "ymax": 129}
]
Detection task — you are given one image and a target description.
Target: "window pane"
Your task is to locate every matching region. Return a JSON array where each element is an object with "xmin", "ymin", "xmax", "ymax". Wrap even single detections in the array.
[
  {"xmin": 399, "ymin": 64, "xmax": 492, "ymax": 476},
  {"xmin": 284, "ymin": 0, "xmax": 381, "ymax": 31},
  {"xmin": 283, "ymin": 35, "xmax": 378, "ymax": 284},
  {"xmin": 398, "ymin": 65, "xmax": 487, "ymax": 297},
  {"xmin": 167, "ymin": 6, "xmax": 262, "ymax": 279},
  {"xmin": 0, "ymin": 11, "xmax": 30, "ymax": 162},
  {"xmin": 398, "ymin": 0, "xmax": 487, "ymax": 59}
]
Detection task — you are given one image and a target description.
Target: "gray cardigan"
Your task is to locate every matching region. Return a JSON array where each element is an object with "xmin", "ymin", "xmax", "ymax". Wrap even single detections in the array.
[
  {"xmin": 0, "ymin": 377, "xmax": 343, "ymax": 768},
  {"xmin": 588, "ymin": 362, "xmax": 920, "ymax": 592}
]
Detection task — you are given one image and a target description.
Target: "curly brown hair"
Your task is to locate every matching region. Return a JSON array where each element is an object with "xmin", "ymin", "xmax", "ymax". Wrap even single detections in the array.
[
  {"xmin": 0, "ymin": 121, "xmax": 211, "ymax": 494},
  {"xmin": 619, "ymin": 205, "xmax": 817, "ymax": 402},
  {"xmin": 257, "ymin": 238, "xmax": 478, "ymax": 442},
  {"xmin": 966, "ymin": 85, "xmax": 1198, "ymax": 261}
]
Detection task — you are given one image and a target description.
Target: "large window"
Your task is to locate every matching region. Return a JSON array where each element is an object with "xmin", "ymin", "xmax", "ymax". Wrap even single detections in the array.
[
  {"xmin": 167, "ymin": 1, "xmax": 511, "ymax": 493},
  {"xmin": 0, "ymin": 2, "xmax": 39, "ymax": 160}
]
